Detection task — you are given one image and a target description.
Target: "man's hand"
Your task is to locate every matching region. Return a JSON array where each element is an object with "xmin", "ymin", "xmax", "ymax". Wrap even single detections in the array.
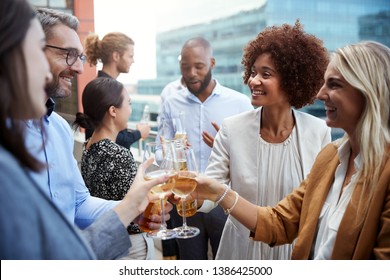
[
  {"xmin": 145, "ymin": 200, "xmax": 174, "ymax": 230},
  {"xmin": 202, "ymin": 121, "xmax": 220, "ymax": 148}
]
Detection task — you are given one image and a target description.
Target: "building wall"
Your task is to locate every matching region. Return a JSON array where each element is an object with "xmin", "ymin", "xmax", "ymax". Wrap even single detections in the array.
[{"xmin": 74, "ymin": 0, "xmax": 96, "ymax": 115}]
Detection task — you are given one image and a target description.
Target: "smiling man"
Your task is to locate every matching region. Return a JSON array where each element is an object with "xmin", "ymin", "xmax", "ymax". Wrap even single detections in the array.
[
  {"xmin": 39, "ymin": 10, "xmax": 85, "ymax": 99},
  {"xmin": 157, "ymin": 37, "xmax": 253, "ymax": 259}
]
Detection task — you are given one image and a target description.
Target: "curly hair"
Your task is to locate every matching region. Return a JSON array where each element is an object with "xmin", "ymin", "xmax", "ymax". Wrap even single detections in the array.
[
  {"xmin": 84, "ymin": 32, "xmax": 134, "ymax": 66},
  {"xmin": 242, "ymin": 20, "xmax": 329, "ymax": 108}
]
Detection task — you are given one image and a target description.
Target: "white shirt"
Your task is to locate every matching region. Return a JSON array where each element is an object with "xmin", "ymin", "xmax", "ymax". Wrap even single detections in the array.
[
  {"xmin": 160, "ymin": 77, "xmax": 186, "ymax": 107},
  {"xmin": 312, "ymin": 140, "xmax": 361, "ymax": 259}
]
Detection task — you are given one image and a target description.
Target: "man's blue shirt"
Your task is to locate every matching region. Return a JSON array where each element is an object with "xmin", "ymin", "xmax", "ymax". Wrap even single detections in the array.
[{"xmin": 25, "ymin": 102, "xmax": 117, "ymax": 229}]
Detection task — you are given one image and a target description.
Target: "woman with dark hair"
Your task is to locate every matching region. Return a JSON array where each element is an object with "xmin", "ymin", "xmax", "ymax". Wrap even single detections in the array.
[
  {"xmin": 199, "ymin": 20, "xmax": 331, "ymax": 259},
  {"xmin": 74, "ymin": 78, "xmax": 154, "ymax": 259},
  {"xmin": 0, "ymin": 0, "xmax": 165, "ymax": 259}
]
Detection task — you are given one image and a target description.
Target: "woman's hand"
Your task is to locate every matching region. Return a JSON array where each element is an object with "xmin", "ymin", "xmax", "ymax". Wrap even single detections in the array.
[{"xmin": 195, "ymin": 175, "xmax": 226, "ymax": 202}]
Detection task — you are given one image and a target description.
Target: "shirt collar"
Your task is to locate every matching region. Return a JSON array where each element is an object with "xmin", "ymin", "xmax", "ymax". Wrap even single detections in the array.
[
  {"xmin": 24, "ymin": 99, "xmax": 54, "ymax": 128},
  {"xmin": 337, "ymin": 140, "xmax": 361, "ymax": 171},
  {"xmin": 97, "ymin": 70, "xmax": 112, "ymax": 78},
  {"xmin": 46, "ymin": 98, "xmax": 55, "ymax": 117}
]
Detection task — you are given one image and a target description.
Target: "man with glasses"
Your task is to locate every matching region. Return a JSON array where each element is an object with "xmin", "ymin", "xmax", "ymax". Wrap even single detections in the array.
[
  {"xmin": 46, "ymin": 44, "xmax": 87, "ymax": 66},
  {"xmin": 24, "ymin": 7, "xmax": 167, "ymax": 259}
]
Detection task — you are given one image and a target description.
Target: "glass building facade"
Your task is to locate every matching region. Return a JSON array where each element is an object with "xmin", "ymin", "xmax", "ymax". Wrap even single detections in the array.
[
  {"xmin": 138, "ymin": 0, "xmax": 390, "ymax": 139},
  {"xmin": 265, "ymin": 0, "xmax": 389, "ymax": 52},
  {"xmin": 138, "ymin": 5, "xmax": 267, "ymax": 96}
]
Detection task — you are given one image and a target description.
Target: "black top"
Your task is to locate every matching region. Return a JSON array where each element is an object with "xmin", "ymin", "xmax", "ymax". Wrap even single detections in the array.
[{"xmin": 81, "ymin": 139, "xmax": 137, "ymax": 201}]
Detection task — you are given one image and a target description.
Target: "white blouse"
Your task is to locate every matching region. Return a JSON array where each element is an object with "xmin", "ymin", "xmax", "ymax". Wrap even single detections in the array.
[
  {"xmin": 252, "ymin": 126, "xmax": 303, "ymax": 260},
  {"xmin": 311, "ymin": 141, "xmax": 361, "ymax": 259}
]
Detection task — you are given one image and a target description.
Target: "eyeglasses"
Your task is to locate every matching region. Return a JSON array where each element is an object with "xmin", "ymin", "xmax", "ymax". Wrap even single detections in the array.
[{"xmin": 46, "ymin": 44, "xmax": 87, "ymax": 66}]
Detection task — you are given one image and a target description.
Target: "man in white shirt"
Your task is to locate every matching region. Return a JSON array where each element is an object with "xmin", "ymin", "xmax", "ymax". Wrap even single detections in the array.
[{"xmin": 158, "ymin": 37, "xmax": 253, "ymax": 259}]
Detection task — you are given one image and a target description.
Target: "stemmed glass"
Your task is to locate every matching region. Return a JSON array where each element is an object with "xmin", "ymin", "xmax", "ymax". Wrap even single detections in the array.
[
  {"xmin": 142, "ymin": 141, "xmax": 177, "ymax": 240},
  {"xmin": 173, "ymin": 111, "xmax": 187, "ymax": 144},
  {"xmin": 172, "ymin": 143, "xmax": 200, "ymax": 238}
]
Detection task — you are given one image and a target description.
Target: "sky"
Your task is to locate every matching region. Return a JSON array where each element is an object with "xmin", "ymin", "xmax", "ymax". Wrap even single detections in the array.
[{"xmin": 93, "ymin": 0, "xmax": 265, "ymax": 84}]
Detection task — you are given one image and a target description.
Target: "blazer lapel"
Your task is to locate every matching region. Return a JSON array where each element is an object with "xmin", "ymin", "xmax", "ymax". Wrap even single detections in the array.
[
  {"xmin": 331, "ymin": 177, "xmax": 367, "ymax": 259},
  {"xmin": 294, "ymin": 110, "xmax": 318, "ymax": 178}
]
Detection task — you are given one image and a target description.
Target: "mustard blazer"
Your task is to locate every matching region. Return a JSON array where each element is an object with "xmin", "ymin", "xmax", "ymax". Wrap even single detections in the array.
[{"xmin": 254, "ymin": 143, "xmax": 390, "ymax": 259}]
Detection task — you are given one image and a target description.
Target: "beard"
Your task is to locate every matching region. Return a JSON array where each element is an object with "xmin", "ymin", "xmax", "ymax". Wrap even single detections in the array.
[
  {"xmin": 185, "ymin": 69, "xmax": 212, "ymax": 96},
  {"xmin": 118, "ymin": 60, "xmax": 130, "ymax": 74},
  {"xmin": 45, "ymin": 70, "xmax": 73, "ymax": 99}
]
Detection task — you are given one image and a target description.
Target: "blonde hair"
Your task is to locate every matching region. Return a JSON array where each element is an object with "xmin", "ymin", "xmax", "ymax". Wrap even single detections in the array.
[
  {"xmin": 84, "ymin": 32, "xmax": 134, "ymax": 66},
  {"xmin": 333, "ymin": 41, "xmax": 390, "ymax": 210}
]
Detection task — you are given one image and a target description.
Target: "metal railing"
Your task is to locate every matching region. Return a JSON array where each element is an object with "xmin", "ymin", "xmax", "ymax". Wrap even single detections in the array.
[{"xmin": 133, "ymin": 130, "xmax": 158, "ymax": 163}]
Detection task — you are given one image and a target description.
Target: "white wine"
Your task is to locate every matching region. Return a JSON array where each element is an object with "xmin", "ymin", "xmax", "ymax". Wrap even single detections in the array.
[
  {"xmin": 177, "ymin": 198, "xmax": 197, "ymax": 217},
  {"xmin": 138, "ymin": 200, "xmax": 158, "ymax": 232},
  {"xmin": 138, "ymin": 199, "xmax": 167, "ymax": 232},
  {"xmin": 144, "ymin": 170, "xmax": 177, "ymax": 197},
  {"xmin": 175, "ymin": 132, "xmax": 187, "ymax": 140},
  {"xmin": 177, "ymin": 159, "xmax": 187, "ymax": 171},
  {"xmin": 172, "ymin": 171, "xmax": 197, "ymax": 197},
  {"xmin": 175, "ymin": 133, "xmax": 188, "ymax": 147}
]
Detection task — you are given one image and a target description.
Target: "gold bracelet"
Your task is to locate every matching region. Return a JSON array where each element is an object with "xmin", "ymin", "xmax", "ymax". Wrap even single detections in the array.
[{"xmin": 224, "ymin": 191, "xmax": 239, "ymax": 215}]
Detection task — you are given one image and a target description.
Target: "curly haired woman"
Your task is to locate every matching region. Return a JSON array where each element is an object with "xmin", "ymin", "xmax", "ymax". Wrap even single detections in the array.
[{"xmin": 199, "ymin": 20, "xmax": 331, "ymax": 259}]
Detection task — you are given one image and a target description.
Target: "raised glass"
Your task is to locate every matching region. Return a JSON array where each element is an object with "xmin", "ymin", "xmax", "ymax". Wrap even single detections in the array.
[
  {"xmin": 172, "ymin": 144, "xmax": 199, "ymax": 239},
  {"xmin": 142, "ymin": 141, "xmax": 177, "ymax": 239}
]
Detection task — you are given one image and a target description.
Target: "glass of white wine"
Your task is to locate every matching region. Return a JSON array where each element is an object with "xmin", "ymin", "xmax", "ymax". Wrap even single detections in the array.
[
  {"xmin": 172, "ymin": 144, "xmax": 199, "ymax": 238},
  {"xmin": 173, "ymin": 111, "xmax": 187, "ymax": 145},
  {"xmin": 143, "ymin": 141, "xmax": 177, "ymax": 240}
]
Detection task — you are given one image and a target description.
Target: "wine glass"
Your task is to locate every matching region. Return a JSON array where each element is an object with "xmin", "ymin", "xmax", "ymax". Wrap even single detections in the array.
[
  {"xmin": 172, "ymin": 144, "xmax": 199, "ymax": 238},
  {"xmin": 157, "ymin": 116, "xmax": 174, "ymax": 144},
  {"xmin": 142, "ymin": 141, "xmax": 177, "ymax": 240},
  {"xmin": 173, "ymin": 111, "xmax": 187, "ymax": 144}
]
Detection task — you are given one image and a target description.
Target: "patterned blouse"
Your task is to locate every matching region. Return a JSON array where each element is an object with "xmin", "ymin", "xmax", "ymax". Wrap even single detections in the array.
[{"xmin": 81, "ymin": 139, "xmax": 138, "ymax": 201}]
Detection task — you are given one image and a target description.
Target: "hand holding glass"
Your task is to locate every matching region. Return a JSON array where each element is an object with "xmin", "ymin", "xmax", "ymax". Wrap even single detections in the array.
[
  {"xmin": 172, "ymin": 144, "xmax": 200, "ymax": 238},
  {"xmin": 142, "ymin": 142, "xmax": 177, "ymax": 239}
]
